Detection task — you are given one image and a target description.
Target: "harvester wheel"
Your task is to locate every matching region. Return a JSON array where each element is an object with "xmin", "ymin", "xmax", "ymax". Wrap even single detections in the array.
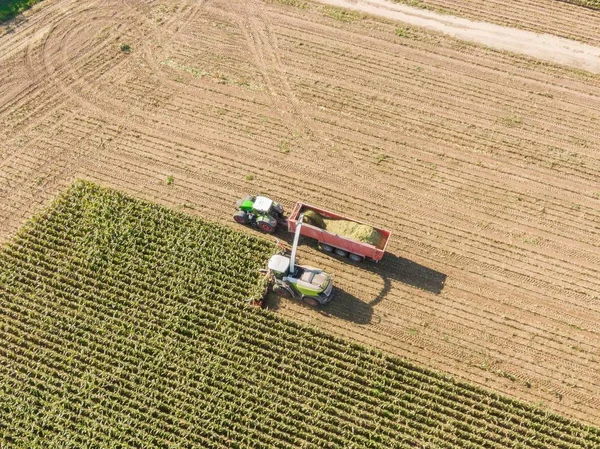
[
  {"xmin": 302, "ymin": 296, "xmax": 319, "ymax": 307},
  {"xmin": 320, "ymin": 244, "xmax": 334, "ymax": 253},
  {"xmin": 273, "ymin": 284, "xmax": 292, "ymax": 298},
  {"xmin": 233, "ymin": 211, "xmax": 248, "ymax": 225},
  {"xmin": 349, "ymin": 253, "xmax": 364, "ymax": 263},
  {"xmin": 334, "ymin": 248, "xmax": 349, "ymax": 258}
]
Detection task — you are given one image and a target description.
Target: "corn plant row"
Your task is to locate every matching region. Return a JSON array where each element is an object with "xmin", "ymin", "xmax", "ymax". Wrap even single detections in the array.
[{"xmin": 1, "ymin": 181, "xmax": 599, "ymax": 449}]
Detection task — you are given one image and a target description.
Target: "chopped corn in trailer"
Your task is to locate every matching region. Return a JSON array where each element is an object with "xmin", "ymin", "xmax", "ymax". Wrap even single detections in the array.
[{"xmin": 287, "ymin": 202, "xmax": 392, "ymax": 263}]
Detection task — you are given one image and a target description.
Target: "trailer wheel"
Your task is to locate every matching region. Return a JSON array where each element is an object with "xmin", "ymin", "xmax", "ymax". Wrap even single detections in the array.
[
  {"xmin": 334, "ymin": 248, "xmax": 348, "ymax": 258},
  {"xmin": 302, "ymin": 296, "xmax": 320, "ymax": 307},
  {"xmin": 320, "ymin": 244, "xmax": 334, "ymax": 253},
  {"xmin": 349, "ymin": 253, "xmax": 364, "ymax": 263}
]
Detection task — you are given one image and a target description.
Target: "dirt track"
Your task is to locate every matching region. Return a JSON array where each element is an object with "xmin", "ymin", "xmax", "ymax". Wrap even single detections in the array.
[
  {"xmin": 392, "ymin": 0, "xmax": 600, "ymax": 48},
  {"xmin": 318, "ymin": 0, "xmax": 600, "ymax": 73},
  {"xmin": 2, "ymin": 0, "xmax": 600, "ymax": 425}
]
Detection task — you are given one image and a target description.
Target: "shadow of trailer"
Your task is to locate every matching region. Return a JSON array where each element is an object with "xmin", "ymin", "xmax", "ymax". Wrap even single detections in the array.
[{"xmin": 286, "ymin": 202, "xmax": 392, "ymax": 263}]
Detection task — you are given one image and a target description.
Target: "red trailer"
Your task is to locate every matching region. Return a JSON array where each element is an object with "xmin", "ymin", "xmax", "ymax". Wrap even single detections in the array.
[{"xmin": 287, "ymin": 202, "xmax": 391, "ymax": 262}]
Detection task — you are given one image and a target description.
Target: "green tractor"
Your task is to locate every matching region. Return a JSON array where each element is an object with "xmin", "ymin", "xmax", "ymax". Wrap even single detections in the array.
[
  {"xmin": 267, "ymin": 213, "xmax": 334, "ymax": 306},
  {"xmin": 233, "ymin": 195, "xmax": 284, "ymax": 233}
]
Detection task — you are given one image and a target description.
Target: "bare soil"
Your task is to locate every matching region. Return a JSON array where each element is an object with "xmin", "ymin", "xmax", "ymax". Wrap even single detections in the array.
[{"xmin": 2, "ymin": 0, "xmax": 600, "ymax": 426}]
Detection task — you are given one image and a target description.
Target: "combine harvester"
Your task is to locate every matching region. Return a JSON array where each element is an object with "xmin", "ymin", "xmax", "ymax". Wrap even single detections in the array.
[{"xmin": 266, "ymin": 213, "xmax": 334, "ymax": 306}]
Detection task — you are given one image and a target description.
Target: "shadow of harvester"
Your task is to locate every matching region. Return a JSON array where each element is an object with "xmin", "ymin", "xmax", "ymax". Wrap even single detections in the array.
[{"xmin": 263, "ymin": 246, "xmax": 447, "ymax": 325}]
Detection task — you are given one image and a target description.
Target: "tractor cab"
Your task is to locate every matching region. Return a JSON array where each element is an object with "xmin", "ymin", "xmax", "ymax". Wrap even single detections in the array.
[
  {"xmin": 236, "ymin": 196, "xmax": 282, "ymax": 216},
  {"xmin": 253, "ymin": 196, "xmax": 274, "ymax": 214}
]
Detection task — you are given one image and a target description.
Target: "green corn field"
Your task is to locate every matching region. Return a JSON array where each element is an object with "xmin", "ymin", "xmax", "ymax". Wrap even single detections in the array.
[
  {"xmin": 1, "ymin": 181, "xmax": 599, "ymax": 448},
  {"xmin": 0, "ymin": 0, "xmax": 42, "ymax": 23}
]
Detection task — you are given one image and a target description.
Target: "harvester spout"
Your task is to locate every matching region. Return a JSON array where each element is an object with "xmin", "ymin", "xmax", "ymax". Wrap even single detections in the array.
[{"xmin": 289, "ymin": 213, "xmax": 304, "ymax": 274}]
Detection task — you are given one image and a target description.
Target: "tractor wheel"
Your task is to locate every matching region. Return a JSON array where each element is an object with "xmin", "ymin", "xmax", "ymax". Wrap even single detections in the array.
[
  {"xmin": 302, "ymin": 296, "xmax": 320, "ymax": 307},
  {"xmin": 233, "ymin": 211, "xmax": 248, "ymax": 225},
  {"xmin": 257, "ymin": 218, "xmax": 276, "ymax": 233},
  {"xmin": 273, "ymin": 284, "xmax": 292, "ymax": 298},
  {"xmin": 334, "ymin": 248, "xmax": 349, "ymax": 258},
  {"xmin": 349, "ymin": 253, "xmax": 364, "ymax": 263},
  {"xmin": 320, "ymin": 244, "xmax": 334, "ymax": 253}
]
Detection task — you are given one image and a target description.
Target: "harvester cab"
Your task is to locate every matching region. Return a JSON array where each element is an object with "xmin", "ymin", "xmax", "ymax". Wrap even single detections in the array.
[
  {"xmin": 233, "ymin": 195, "xmax": 284, "ymax": 233},
  {"xmin": 267, "ymin": 213, "xmax": 334, "ymax": 306}
]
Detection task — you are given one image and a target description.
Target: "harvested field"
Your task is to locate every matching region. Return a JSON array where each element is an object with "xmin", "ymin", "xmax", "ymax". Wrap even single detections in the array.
[
  {"xmin": 2, "ymin": 181, "xmax": 600, "ymax": 448},
  {"xmin": 1, "ymin": 0, "xmax": 600, "ymax": 429}
]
